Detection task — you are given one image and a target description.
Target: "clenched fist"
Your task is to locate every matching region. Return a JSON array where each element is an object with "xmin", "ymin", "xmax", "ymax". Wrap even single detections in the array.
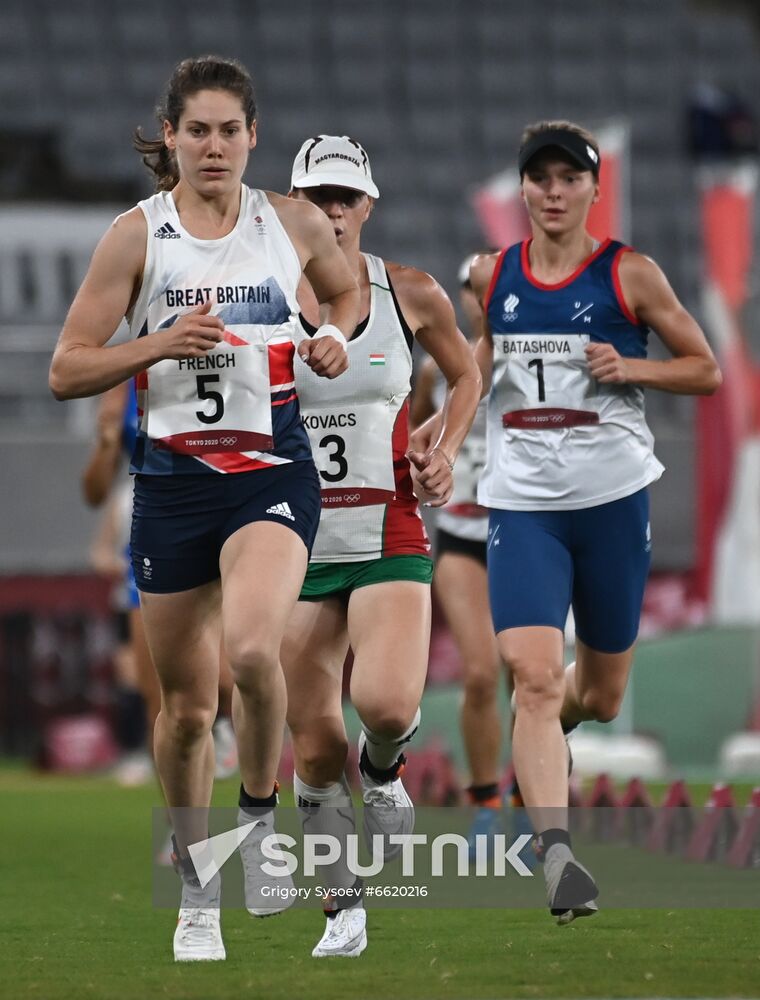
[
  {"xmin": 298, "ymin": 328, "xmax": 349, "ymax": 379},
  {"xmin": 156, "ymin": 300, "xmax": 225, "ymax": 361}
]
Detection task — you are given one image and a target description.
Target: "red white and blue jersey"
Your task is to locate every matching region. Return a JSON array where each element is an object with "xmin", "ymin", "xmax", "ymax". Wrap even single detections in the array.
[
  {"xmin": 128, "ymin": 185, "xmax": 311, "ymax": 475},
  {"xmin": 479, "ymin": 238, "xmax": 664, "ymax": 510}
]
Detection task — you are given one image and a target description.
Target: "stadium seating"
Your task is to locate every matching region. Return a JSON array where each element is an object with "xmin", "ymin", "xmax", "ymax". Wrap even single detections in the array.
[{"xmin": 0, "ymin": 0, "xmax": 758, "ymax": 577}]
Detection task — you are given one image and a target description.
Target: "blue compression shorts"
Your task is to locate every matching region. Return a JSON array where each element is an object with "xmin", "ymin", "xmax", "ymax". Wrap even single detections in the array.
[
  {"xmin": 486, "ymin": 488, "xmax": 651, "ymax": 654},
  {"xmin": 125, "ymin": 546, "xmax": 140, "ymax": 609}
]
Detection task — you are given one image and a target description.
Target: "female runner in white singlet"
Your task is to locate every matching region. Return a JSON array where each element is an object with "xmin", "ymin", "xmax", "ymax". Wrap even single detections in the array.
[
  {"xmin": 281, "ymin": 135, "xmax": 481, "ymax": 958},
  {"xmin": 468, "ymin": 120, "xmax": 721, "ymax": 923},
  {"xmin": 49, "ymin": 57, "xmax": 360, "ymax": 963},
  {"xmin": 410, "ymin": 255, "xmax": 507, "ymax": 856}
]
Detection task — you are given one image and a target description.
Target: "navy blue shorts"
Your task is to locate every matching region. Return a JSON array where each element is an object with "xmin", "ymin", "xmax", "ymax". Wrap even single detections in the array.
[
  {"xmin": 487, "ymin": 489, "xmax": 651, "ymax": 654},
  {"xmin": 130, "ymin": 460, "xmax": 321, "ymax": 594}
]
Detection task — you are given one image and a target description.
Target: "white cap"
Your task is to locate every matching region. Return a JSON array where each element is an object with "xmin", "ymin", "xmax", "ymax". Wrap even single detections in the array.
[
  {"xmin": 458, "ymin": 253, "xmax": 479, "ymax": 287},
  {"xmin": 290, "ymin": 135, "xmax": 379, "ymax": 198}
]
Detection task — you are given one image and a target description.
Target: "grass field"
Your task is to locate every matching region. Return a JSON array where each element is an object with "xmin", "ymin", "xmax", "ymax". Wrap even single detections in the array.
[{"xmin": 2, "ymin": 767, "xmax": 759, "ymax": 1000}]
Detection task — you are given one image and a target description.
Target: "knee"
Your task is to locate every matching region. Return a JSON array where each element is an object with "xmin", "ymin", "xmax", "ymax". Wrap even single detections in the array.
[
  {"xmin": 359, "ymin": 705, "xmax": 418, "ymax": 740},
  {"xmin": 225, "ymin": 632, "xmax": 279, "ymax": 691},
  {"xmin": 463, "ymin": 667, "xmax": 499, "ymax": 708},
  {"xmin": 161, "ymin": 696, "xmax": 216, "ymax": 745},
  {"xmin": 580, "ymin": 687, "xmax": 623, "ymax": 724},
  {"xmin": 291, "ymin": 728, "xmax": 348, "ymax": 786},
  {"xmin": 508, "ymin": 656, "xmax": 564, "ymax": 714}
]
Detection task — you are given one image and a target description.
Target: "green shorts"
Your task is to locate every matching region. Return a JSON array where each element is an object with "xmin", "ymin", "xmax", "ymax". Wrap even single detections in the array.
[{"xmin": 299, "ymin": 554, "xmax": 434, "ymax": 601}]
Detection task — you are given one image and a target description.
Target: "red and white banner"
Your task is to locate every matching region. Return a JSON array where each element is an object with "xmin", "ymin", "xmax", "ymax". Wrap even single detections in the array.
[{"xmin": 697, "ymin": 164, "xmax": 760, "ymax": 623}]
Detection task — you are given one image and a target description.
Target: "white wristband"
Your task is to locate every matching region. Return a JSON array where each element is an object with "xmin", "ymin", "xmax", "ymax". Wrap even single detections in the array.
[{"xmin": 313, "ymin": 324, "xmax": 348, "ymax": 349}]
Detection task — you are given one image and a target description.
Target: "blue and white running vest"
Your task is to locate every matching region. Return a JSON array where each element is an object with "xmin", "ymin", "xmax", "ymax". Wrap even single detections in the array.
[{"xmin": 479, "ymin": 239, "xmax": 664, "ymax": 511}]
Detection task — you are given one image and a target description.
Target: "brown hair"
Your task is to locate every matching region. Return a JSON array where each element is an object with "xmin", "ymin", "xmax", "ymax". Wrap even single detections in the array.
[
  {"xmin": 133, "ymin": 55, "xmax": 257, "ymax": 192},
  {"xmin": 519, "ymin": 119, "xmax": 600, "ymax": 160}
]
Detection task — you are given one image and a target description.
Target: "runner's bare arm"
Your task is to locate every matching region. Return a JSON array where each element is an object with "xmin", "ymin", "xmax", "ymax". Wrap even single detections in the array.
[
  {"xmin": 393, "ymin": 265, "xmax": 481, "ymax": 506},
  {"xmin": 270, "ymin": 194, "xmax": 360, "ymax": 378},
  {"xmin": 469, "ymin": 253, "xmax": 498, "ymax": 397},
  {"xmin": 408, "ymin": 357, "xmax": 438, "ymax": 429},
  {"xmin": 49, "ymin": 209, "xmax": 224, "ymax": 399},
  {"xmin": 81, "ymin": 383, "xmax": 129, "ymax": 507},
  {"xmin": 586, "ymin": 252, "xmax": 722, "ymax": 395}
]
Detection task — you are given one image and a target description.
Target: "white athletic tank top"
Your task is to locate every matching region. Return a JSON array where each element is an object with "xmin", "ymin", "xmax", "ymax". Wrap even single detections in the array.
[
  {"xmin": 129, "ymin": 186, "xmax": 309, "ymax": 474},
  {"xmin": 431, "ymin": 377, "xmax": 489, "ymax": 543},
  {"xmin": 295, "ymin": 254, "xmax": 428, "ymax": 562}
]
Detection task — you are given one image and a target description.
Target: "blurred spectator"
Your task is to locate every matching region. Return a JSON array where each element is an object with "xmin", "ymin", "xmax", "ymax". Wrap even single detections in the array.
[{"xmin": 687, "ymin": 83, "xmax": 759, "ymax": 160}]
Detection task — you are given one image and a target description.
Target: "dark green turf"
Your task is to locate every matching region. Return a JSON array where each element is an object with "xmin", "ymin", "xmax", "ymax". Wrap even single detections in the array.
[{"xmin": 1, "ymin": 768, "xmax": 759, "ymax": 999}]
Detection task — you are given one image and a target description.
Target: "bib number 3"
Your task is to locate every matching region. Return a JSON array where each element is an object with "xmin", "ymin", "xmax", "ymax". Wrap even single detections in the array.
[{"xmin": 318, "ymin": 434, "xmax": 348, "ymax": 482}]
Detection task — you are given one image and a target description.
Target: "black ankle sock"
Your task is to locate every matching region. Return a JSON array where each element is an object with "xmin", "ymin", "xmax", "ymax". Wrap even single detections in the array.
[
  {"xmin": 359, "ymin": 745, "xmax": 405, "ymax": 783},
  {"xmin": 239, "ymin": 783, "xmax": 278, "ymax": 809},
  {"xmin": 323, "ymin": 877, "xmax": 364, "ymax": 917},
  {"xmin": 468, "ymin": 782, "xmax": 500, "ymax": 804},
  {"xmin": 538, "ymin": 827, "xmax": 572, "ymax": 852}
]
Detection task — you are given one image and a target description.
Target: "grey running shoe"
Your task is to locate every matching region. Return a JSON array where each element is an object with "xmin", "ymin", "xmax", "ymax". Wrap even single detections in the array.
[
  {"xmin": 542, "ymin": 842, "xmax": 599, "ymax": 925},
  {"xmin": 238, "ymin": 808, "xmax": 295, "ymax": 917},
  {"xmin": 358, "ymin": 732, "xmax": 414, "ymax": 861}
]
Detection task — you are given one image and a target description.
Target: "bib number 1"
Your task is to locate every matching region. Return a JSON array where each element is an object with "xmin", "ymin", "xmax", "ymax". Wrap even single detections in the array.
[{"xmin": 527, "ymin": 358, "xmax": 546, "ymax": 402}]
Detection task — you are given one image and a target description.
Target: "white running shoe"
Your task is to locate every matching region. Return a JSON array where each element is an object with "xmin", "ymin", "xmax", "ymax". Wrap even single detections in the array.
[
  {"xmin": 213, "ymin": 718, "xmax": 239, "ymax": 779},
  {"xmin": 238, "ymin": 808, "xmax": 295, "ymax": 917},
  {"xmin": 542, "ymin": 842, "xmax": 599, "ymax": 926},
  {"xmin": 358, "ymin": 732, "xmax": 414, "ymax": 861},
  {"xmin": 312, "ymin": 906, "xmax": 367, "ymax": 958},
  {"xmin": 113, "ymin": 750, "xmax": 153, "ymax": 787},
  {"xmin": 174, "ymin": 907, "xmax": 226, "ymax": 961},
  {"xmin": 173, "ymin": 871, "xmax": 225, "ymax": 962}
]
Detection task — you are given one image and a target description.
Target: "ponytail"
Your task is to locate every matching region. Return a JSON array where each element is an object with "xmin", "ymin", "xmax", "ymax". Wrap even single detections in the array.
[{"xmin": 133, "ymin": 129, "xmax": 179, "ymax": 192}]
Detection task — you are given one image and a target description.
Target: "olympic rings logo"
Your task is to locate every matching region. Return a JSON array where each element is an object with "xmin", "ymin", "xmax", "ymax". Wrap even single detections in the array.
[
  {"xmin": 325, "ymin": 493, "xmax": 361, "ymax": 505},
  {"xmin": 219, "ymin": 436, "xmax": 238, "ymax": 446}
]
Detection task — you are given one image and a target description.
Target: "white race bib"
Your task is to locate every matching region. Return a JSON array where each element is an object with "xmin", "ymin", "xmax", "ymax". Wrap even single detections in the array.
[
  {"xmin": 304, "ymin": 400, "xmax": 396, "ymax": 508},
  {"xmin": 500, "ymin": 332, "xmax": 596, "ymax": 414},
  {"xmin": 448, "ymin": 436, "xmax": 487, "ymax": 509},
  {"xmin": 145, "ymin": 340, "xmax": 273, "ymax": 454}
]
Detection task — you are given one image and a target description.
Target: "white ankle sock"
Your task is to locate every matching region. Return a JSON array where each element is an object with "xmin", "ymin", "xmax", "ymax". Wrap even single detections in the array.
[{"xmin": 362, "ymin": 707, "xmax": 421, "ymax": 771}]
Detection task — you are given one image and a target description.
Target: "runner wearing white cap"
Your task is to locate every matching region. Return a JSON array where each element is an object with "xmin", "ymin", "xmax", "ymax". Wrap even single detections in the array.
[
  {"xmin": 281, "ymin": 134, "xmax": 481, "ymax": 958},
  {"xmin": 410, "ymin": 254, "xmax": 507, "ymax": 859}
]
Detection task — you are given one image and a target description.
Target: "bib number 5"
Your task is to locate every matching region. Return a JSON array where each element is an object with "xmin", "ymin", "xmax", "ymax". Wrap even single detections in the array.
[{"xmin": 195, "ymin": 375, "xmax": 225, "ymax": 424}]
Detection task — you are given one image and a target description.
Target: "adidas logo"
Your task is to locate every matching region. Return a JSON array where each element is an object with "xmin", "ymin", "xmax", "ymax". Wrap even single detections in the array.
[
  {"xmin": 154, "ymin": 222, "xmax": 180, "ymax": 239},
  {"xmin": 265, "ymin": 501, "xmax": 295, "ymax": 522}
]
